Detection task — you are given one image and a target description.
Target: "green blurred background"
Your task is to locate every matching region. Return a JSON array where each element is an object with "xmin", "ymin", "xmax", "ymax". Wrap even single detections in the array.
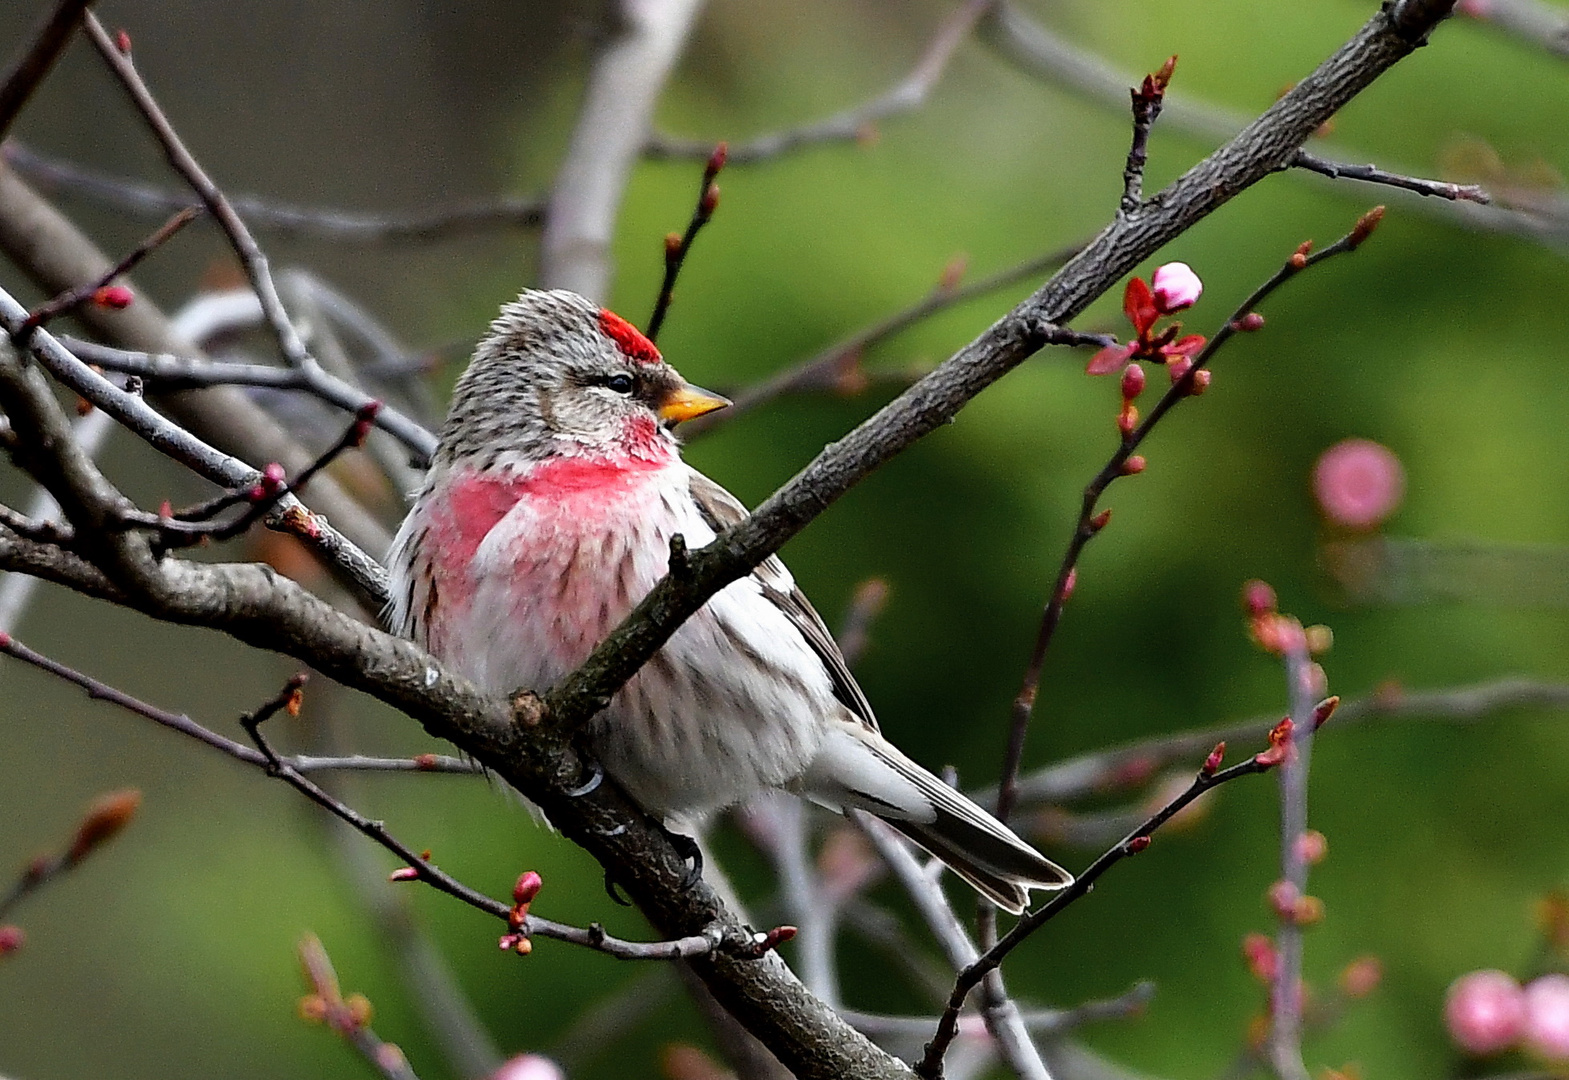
[{"xmin": 1, "ymin": 1, "xmax": 1567, "ymax": 1078}]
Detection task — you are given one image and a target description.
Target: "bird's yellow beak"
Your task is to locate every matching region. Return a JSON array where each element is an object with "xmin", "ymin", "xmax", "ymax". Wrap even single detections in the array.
[{"xmin": 657, "ymin": 383, "xmax": 731, "ymax": 424}]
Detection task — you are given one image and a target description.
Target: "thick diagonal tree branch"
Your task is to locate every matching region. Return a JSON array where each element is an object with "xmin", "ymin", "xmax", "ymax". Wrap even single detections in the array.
[
  {"xmin": 541, "ymin": 0, "xmax": 1461, "ymax": 744},
  {"xmin": 0, "ymin": 2, "xmax": 1461, "ymax": 1076}
]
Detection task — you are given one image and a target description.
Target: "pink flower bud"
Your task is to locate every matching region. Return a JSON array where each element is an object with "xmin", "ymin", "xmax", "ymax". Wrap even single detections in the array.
[
  {"xmin": 1242, "ymin": 933, "xmax": 1278, "ymax": 982},
  {"xmin": 1242, "ymin": 580, "xmax": 1276, "ymax": 617},
  {"xmin": 1203, "ymin": 742, "xmax": 1226, "ymax": 775},
  {"xmin": 1120, "ymin": 455, "xmax": 1147, "ymax": 476},
  {"xmin": 1524, "ymin": 974, "xmax": 1569, "ymax": 1061},
  {"xmin": 1267, "ymin": 880, "xmax": 1300, "ymax": 919},
  {"xmin": 512, "ymin": 870, "xmax": 543, "ymax": 905},
  {"xmin": 388, "ymin": 867, "xmax": 419, "ymax": 882},
  {"xmin": 1121, "ymin": 363, "xmax": 1146, "ymax": 401},
  {"xmin": 489, "ymin": 1054, "xmax": 566, "ymax": 1080},
  {"xmin": 1151, "ymin": 262, "xmax": 1203, "ymax": 313},
  {"xmin": 1126, "ymin": 835, "xmax": 1150, "ymax": 854},
  {"xmin": 1295, "ymin": 830, "xmax": 1328, "ymax": 865},
  {"xmin": 1167, "ymin": 356, "xmax": 1192, "ymax": 383},
  {"xmin": 1233, "ymin": 312, "xmax": 1265, "ymax": 332},
  {"xmin": 1313, "ymin": 438, "xmax": 1405, "ymax": 530},
  {"xmin": 1187, "ymin": 369, "xmax": 1211, "ymax": 396},
  {"xmin": 1446, "ymin": 970, "xmax": 1527, "ymax": 1055}
]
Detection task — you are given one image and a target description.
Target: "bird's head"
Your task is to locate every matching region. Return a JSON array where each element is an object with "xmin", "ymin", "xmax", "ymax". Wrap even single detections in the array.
[{"xmin": 437, "ymin": 289, "xmax": 728, "ymax": 467}]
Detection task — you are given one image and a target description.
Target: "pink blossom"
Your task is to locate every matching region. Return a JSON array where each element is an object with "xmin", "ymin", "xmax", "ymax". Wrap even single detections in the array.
[
  {"xmin": 1446, "ymin": 970, "xmax": 1527, "ymax": 1055},
  {"xmin": 1312, "ymin": 438, "xmax": 1405, "ymax": 530},
  {"xmin": 1523, "ymin": 974, "xmax": 1569, "ymax": 1061},
  {"xmin": 1151, "ymin": 262, "xmax": 1203, "ymax": 313},
  {"xmin": 489, "ymin": 1055, "xmax": 565, "ymax": 1080}
]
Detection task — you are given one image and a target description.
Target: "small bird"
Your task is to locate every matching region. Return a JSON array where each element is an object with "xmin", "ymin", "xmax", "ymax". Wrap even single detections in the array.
[{"xmin": 387, "ymin": 289, "xmax": 1071, "ymax": 913}]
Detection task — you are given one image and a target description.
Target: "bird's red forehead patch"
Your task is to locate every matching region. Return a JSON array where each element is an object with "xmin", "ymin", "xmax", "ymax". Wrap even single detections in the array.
[{"xmin": 596, "ymin": 309, "xmax": 662, "ymax": 366}]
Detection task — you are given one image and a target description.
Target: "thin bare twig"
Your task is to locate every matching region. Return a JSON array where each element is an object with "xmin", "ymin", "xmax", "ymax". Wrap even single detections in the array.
[
  {"xmin": 0, "ymin": 0, "xmax": 92, "ymax": 140},
  {"xmin": 917, "ymin": 750, "xmax": 1275, "ymax": 1078},
  {"xmin": 991, "ymin": 208, "xmax": 1383, "ymax": 841},
  {"xmin": 855, "ymin": 813, "xmax": 1051, "ymax": 1080},
  {"xmin": 1268, "ymin": 640, "xmax": 1322, "ymax": 1080},
  {"xmin": 4, "ymin": 142, "xmax": 544, "ymax": 242},
  {"xmin": 683, "ymin": 241, "xmax": 1088, "ymax": 438},
  {"xmin": 298, "ymin": 932, "xmax": 426, "ymax": 1080},
  {"xmin": 1459, "ymin": 0, "xmax": 1569, "ymax": 59},
  {"xmin": 60, "ymin": 336, "xmax": 437, "ymax": 462},
  {"xmin": 0, "ymin": 633, "xmax": 723, "ymax": 962},
  {"xmin": 541, "ymin": 0, "xmax": 705, "ymax": 300},
  {"xmin": 83, "ymin": 15, "xmax": 318, "ymax": 376},
  {"xmin": 0, "ymin": 785, "xmax": 140, "ymax": 921},
  {"xmin": 647, "ymin": 143, "xmax": 725, "ymax": 344},
  {"xmin": 18, "ymin": 207, "xmax": 196, "ymax": 335},
  {"xmin": 644, "ymin": 0, "xmax": 992, "ymax": 165},
  {"xmin": 1291, "ymin": 151, "xmax": 1489, "ymax": 202},
  {"xmin": 1120, "ymin": 58, "xmax": 1175, "ymax": 215}
]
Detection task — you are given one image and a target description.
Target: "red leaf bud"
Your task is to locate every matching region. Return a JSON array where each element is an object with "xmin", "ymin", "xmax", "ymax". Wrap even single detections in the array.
[
  {"xmin": 1233, "ymin": 312, "xmax": 1266, "ymax": 332},
  {"xmin": 1267, "ymin": 879, "xmax": 1300, "ymax": 918},
  {"xmin": 664, "ymin": 232, "xmax": 682, "ymax": 257},
  {"xmin": 706, "ymin": 142, "xmax": 729, "ymax": 179},
  {"xmin": 1126, "ymin": 835, "xmax": 1151, "ymax": 854},
  {"xmin": 1118, "ymin": 401, "xmax": 1139, "ymax": 435},
  {"xmin": 92, "ymin": 285, "xmax": 134, "ymax": 310},
  {"xmin": 1187, "ymin": 369, "xmax": 1212, "ymax": 396},
  {"xmin": 1151, "ymin": 55, "xmax": 1178, "ymax": 93},
  {"xmin": 1089, "ymin": 508, "xmax": 1112, "ymax": 532},
  {"xmin": 1086, "ymin": 342, "xmax": 1135, "ymax": 375},
  {"xmin": 1312, "ymin": 695, "xmax": 1340, "ymax": 730},
  {"xmin": 700, "ymin": 183, "xmax": 720, "ymax": 217},
  {"xmin": 413, "ymin": 753, "xmax": 440, "ymax": 770},
  {"xmin": 115, "ymin": 29, "xmax": 132, "ymax": 53},
  {"xmin": 1120, "ymin": 455, "xmax": 1147, "ymax": 476},
  {"xmin": 262, "ymin": 462, "xmax": 286, "ymax": 489},
  {"xmin": 0, "ymin": 925, "xmax": 24, "ymax": 956},
  {"xmin": 1060, "ymin": 567, "xmax": 1077, "ymax": 602},
  {"xmin": 68, "ymin": 788, "xmax": 141, "ymax": 862},
  {"xmin": 1349, "ymin": 205, "xmax": 1385, "ymax": 249},
  {"xmin": 1203, "ymin": 742, "xmax": 1226, "ymax": 775},
  {"xmin": 513, "ymin": 870, "xmax": 544, "ymax": 905}
]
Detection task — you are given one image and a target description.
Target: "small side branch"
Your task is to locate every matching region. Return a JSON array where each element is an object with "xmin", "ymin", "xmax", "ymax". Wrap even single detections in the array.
[
  {"xmin": 646, "ymin": 144, "xmax": 726, "ymax": 344},
  {"xmin": 4, "ymin": 143, "xmax": 546, "ymax": 243},
  {"xmin": 644, "ymin": 0, "xmax": 991, "ymax": 165},
  {"xmin": 0, "ymin": 0, "xmax": 93, "ymax": 140},
  {"xmin": 917, "ymin": 750, "xmax": 1274, "ymax": 1078},
  {"xmin": 1121, "ymin": 57, "xmax": 1176, "ymax": 214},
  {"xmin": 1292, "ymin": 151, "xmax": 1490, "ymax": 202},
  {"xmin": 0, "ymin": 633, "xmax": 727, "ymax": 963}
]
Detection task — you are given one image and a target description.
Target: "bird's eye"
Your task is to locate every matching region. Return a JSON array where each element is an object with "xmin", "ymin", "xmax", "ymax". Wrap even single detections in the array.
[{"xmin": 605, "ymin": 374, "xmax": 634, "ymax": 395}]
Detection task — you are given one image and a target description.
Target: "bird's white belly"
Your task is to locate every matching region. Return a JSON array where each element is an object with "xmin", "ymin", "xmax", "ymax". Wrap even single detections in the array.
[{"xmin": 432, "ymin": 465, "xmax": 830, "ymax": 818}]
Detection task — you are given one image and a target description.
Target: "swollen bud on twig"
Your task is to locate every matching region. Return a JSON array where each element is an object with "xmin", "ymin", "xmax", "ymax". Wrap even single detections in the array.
[
  {"xmin": 1312, "ymin": 695, "xmax": 1340, "ymax": 729},
  {"xmin": 1121, "ymin": 362, "xmax": 1146, "ymax": 401},
  {"xmin": 1202, "ymin": 742, "xmax": 1226, "ymax": 775},
  {"xmin": 704, "ymin": 142, "xmax": 728, "ymax": 183},
  {"xmin": 1290, "ymin": 240, "xmax": 1313, "ymax": 269},
  {"xmin": 115, "ymin": 29, "xmax": 132, "ymax": 53},
  {"xmin": 1349, "ymin": 205, "xmax": 1386, "ymax": 249},
  {"xmin": 1151, "ymin": 54, "xmax": 1178, "ymax": 94},
  {"xmin": 1187, "ymin": 369, "xmax": 1212, "ymax": 396},
  {"xmin": 1232, "ymin": 312, "xmax": 1265, "ymax": 332},
  {"xmin": 388, "ymin": 867, "xmax": 419, "ymax": 882},
  {"xmin": 351, "ymin": 401, "xmax": 382, "ymax": 447},
  {"xmin": 513, "ymin": 870, "xmax": 544, "ymax": 906},
  {"xmin": 1295, "ymin": 829, "xmax": 1328, "ymax": 865},
  {"xmin": 700, "ymin": 183, "xmax": 720, "ymax": 218},
  {"xmin": 1242, "ymin": 932, "xmax": 1278, "ymax": 982},
  {"xmin": 68, "ymin": 789, "xmax": 142, "ymax": 863},
  {"xmin": 1120, "ymin": 455, "xmax": 1147, "ymax": 476},
  {"xmin": 1241, "ymin": 579, "xmax": 1276, "ymax": 617},
  {"xmin": 1059, "ymin": 567, "xmax": 1078, "ymax": 603},
  {"xmin": 1125, "ymin": 835, "xmax": 1151, "ymax": 855},
  {"xmin": 1118, "ymin": 401, "xmax": 1139, "ymax": 436},
  {"xmin": 1088, "ymin": 508, "xmax": 1112, "ymax": 533},
  {"xmin": 92, "ymin": 285, "xmax": 134, "ymax": 310},
  {"xmin": 664, "ymin": 232, "xmax": 683, "ymax": 258},
  {"xmin": 1255, "ymin": 717, "xmax": 1294, "ymax": 768},
  {"xmin": 746, "ymin": 925, "xmax": 798, "ymax": 957}
]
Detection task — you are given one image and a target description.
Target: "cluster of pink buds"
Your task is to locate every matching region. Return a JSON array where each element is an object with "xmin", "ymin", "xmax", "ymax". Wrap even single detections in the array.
[
  {"xmin": 498, "ymin": 870, "xmax": 544, "ymax": 956},
  {"xmin": 1267, "ymin": 879, "xmax": 1325, "ymax": 926},
  {"xmin": 1242, "ymin": 579, "xmax": 1332, "ymax": 662},
  {"xmin": 248, "ymin": 462, "xmax": 287, "ymax": 503},
  {"xmin": 1088, "ymin": 263, "xmax": 1208, "ymax": 400},
  {"xmin": 1446, "ymin": 970, "xmax": 1569, "ymax": 1061}
]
